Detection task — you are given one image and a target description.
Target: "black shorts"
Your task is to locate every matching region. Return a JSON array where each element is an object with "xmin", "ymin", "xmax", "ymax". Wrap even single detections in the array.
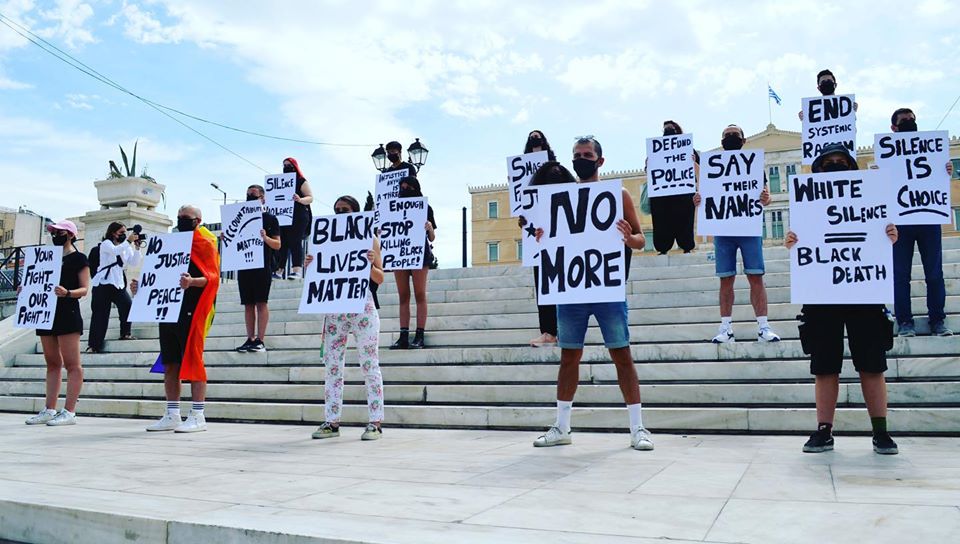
[
  {"xmin": 798, "ymin": 304, "xmax": 893, "ymax": 375},
  {"xmin": 36, "ymin": 299, "xmax": 83, "ymax": 337},
  {"xmin": 159, "ymin": 318, "xmax": 192, "ymax": 367},
  {"xmin": 237, "ymin": 268, "xmax": 272, "ymax": 305}
]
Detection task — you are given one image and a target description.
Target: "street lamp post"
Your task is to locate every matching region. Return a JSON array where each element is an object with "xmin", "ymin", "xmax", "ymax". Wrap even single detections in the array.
[
  {"xmin": 371, "ymin": 139, "xmax": 429, "ymax": 172},
  {"xmin": 210, "ymin": 183, "xmax": 227, "ymax": 205}
]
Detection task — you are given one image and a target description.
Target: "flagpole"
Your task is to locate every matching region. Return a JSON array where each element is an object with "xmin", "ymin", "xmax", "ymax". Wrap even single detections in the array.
[{"xmin": 767, "ymin": 82, "xmax": 772, "ymax": 126}]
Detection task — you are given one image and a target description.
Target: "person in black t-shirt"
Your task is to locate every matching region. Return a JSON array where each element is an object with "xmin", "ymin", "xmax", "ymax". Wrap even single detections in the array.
[
  {"xmin": 383, "ymin": 141, "xmax": 417, "ymax": 179},
  {"xmin": 237, "ymin": 184, "xmax": 282, "ymax": 353},
  {"xmin": 274, "ymin": 157, "xmax": 314, "ymax": 280}
]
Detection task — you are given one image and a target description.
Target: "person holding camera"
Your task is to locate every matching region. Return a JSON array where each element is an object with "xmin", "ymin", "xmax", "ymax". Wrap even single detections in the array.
[{"xmin": 87, "ymin": 222, "xmax": 143, "ymax": 353}]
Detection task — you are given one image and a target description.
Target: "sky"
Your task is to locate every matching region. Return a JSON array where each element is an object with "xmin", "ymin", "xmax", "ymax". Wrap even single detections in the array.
[{"xmin": 0, "ymin": 0, "xmax": 957, "ymax": 267}]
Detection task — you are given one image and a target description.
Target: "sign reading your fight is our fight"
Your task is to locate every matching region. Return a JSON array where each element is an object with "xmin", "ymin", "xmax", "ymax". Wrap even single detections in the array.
[{"xmin": 14, "ymin": 245, "xmax": 62, "ymax": 330}]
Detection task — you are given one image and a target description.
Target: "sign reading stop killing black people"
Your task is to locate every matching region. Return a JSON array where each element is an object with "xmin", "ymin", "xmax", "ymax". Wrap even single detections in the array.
[
  {"xmin": 507, "ymin": 150, "xmax": 549, "ymax": 217},
  {"xmin": 219, "ymin": 201, "xmax": 265, "ymax": 272},
  {"xmin": 645, "ymin": 134, "xmax": 696, "ymax": 198},
  {"xmin": 696, "ymin": 150, "xmax": 765, "ymax": 237},
  {"xmin": 874, "ymin": 130, "xmax": 951, "ymax": 225},
  {"xmin": 299, "ymin": 211, "xmax": 375, "ymax": 314},
  {"xmin": 789, "ymin": 170, "xmax": 893, "ymax": 304},
  {"xmin": 14, "ymin": 245, "xmax": 62, "ymax": 330},
  {"xmin": 801, "ymin": 94, "xmax": 857, "ymax": 165},
  {"xmin": 129, "ymin": 232, "xmax": 194, "ymax": 323},
  {"xmin": 535, "ymin": 179, "xmax": 625, "ymax": 305},
  {"xmin": 380, "ymin": 197, "xmax": 429, "ymax": 271},
  {"xmin": 264, "ymin": 172, "xmax": 296, "ymax": 226},
  {"xmin": 374, "ymin": 170, "xmax": 408, "ymax": 225}
]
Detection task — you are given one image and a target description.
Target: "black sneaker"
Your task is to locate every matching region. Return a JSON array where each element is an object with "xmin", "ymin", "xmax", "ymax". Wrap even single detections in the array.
[
  {"xmin": 802, "ymin": 429, "xmax": 835, "ymax": 453},
  {"xmin": 248, "ymin": 339, "xmax": 266, "ymax": 353},
  {"xmin": 236, "ymin": 339, "xmax": 255, "ymax": 353},
  {"xmin": 872, "ymin": 433, "xmax": 899, "ymax": 455},
  {"xmin": 409, "ymin": 331, "xmax": 425, "ymax": 350}
]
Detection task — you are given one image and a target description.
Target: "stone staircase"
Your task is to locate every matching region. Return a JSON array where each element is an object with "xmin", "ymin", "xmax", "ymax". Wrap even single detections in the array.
[{"xmin": 1, "ymin": 239, "xmax": 959, "ymax": 434}]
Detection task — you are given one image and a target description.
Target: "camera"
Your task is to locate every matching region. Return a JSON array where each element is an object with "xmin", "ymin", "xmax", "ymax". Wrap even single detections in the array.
[{"xmin": 131, "ymin": 224, "xmax": 147, "ymax": 243}]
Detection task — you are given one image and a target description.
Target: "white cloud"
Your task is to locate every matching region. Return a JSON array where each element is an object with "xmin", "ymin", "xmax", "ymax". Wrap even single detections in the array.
[{"xmin": 36, "ymin": 0, "xmax": 96, "ymax": 48}]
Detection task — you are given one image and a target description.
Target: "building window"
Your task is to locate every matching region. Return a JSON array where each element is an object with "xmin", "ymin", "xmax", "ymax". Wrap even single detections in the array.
[
  {"xmin": 762, "ymin": 216, "xmax": 767, "ymax": 239},
  {"xmin": 515, "ymin": 239, "xmax": 522, "ymax": 260},
  {"xmin": 771, "ymin": 210, "xmax": 784, "ymax": 239},
  {"xmin": 955, "ymin": 208, "xmax": 960, "ymax": 229},
  {"xmin": 952, "ymin": 159, "xmax": 960, "ymax": 179},
  {"xmin": 768, "ymin": 165, "xmax": 781, "ymax": 194},
  {"xmin": 487, "ymin": 242, "xmax": 500, "ymax": 262},
  {"xmin": 487, "ymin": 201, "xmax": 498, "ymax": 219}
]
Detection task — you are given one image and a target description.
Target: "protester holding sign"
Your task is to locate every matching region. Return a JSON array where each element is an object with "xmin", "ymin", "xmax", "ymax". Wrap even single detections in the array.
[
  {"xmin": 785, "ymin": 144, "xmax": 900, "ymax": 455},
  {"xmin": 799, "ymin": 69, "xmax": 858, "ymax": 165},
  {"xmin": 236, "ymin": 185, "xmax": 282, "ymax": 353},
  {"xmin": 383, "ymin": 140, "xmax": 418, "ymax": 179},
  {"xmin": 797, "ymin": 69, "xmax": 858, "ymax": 120},
  {"xmin": 23, "ymin": 220, "xmax": 90, "ymax": 426},
  {"xmin": 388, "ymin": 176, "xmax": 436, "ymax": 350},
  {"xmin": 87, "ymin": 222, "xmax": 143, "ymax": 353},
  {"xmin": 274, "ymin": 157, "xmax": 314, "ymax": 280},
  {"xmin": 649, "ymin": 120, "xmax": 699, "ymax": 254}
]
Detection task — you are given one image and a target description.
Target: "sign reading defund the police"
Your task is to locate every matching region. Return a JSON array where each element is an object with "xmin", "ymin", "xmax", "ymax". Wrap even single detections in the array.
[
  {"xmin": 507, "ymin": 150, "xmax": 549, "ymax": 217},
  {"xmin": 299, "ymin": 212, "xmax": 375, "ymax": 314},
  {"xmin": 789, "ymin": 170, "xmax": 893, "ymax": 304},
  {"xmin": 801, "ymin": 94, "xmax": 856, "ymax": 165},
  {"xmin": 645, "ymin": 134, "xmax": 696, "ymax": 198},
  {"xmin": 380, "ymin": 197, "xmax": 428, "ymax": 271},
  {"xmin": 374, "ymin": 170, "xmax": 407, "ymax": 225},
  {"xmin": 129, "ymin": 232, "xmax": 193, "ymax": 323},
  {"xmin": 696, "ymin": 150, "xmax": 765, "ymax": 237},
  {"xmin": 219, "ymin": 201, "xmax": 264, "ymax": 272},
  {"xmin": 874, "ymin": 130, "xmax": 951, "ymax": 225},
  {"xmin": 264, "ymin": 172, "xmax": 296, "ymax": 226},
  {"xmin": 14, "ymin": 245, "xmax": 62, "ymax": 330},
  {"xmin": 536, "ymin": 179, "xmax": 625, "ymax": 305}
]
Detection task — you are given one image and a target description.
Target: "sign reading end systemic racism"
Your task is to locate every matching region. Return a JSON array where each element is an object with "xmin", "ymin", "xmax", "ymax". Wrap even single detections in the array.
[
  {"xmin": 14, "ymin": 245, "xmax": 62, "ymax": 330},
  {"xmin": 801, "ymin": 94, "xmax": 856, "ymax": 165},
  {"xmin": 874, "ymin": 130, "xmax": 952, "ymax": 225},
  {"xmin": 645, "ymin": 134, "xmax": 696, "ymax": 198},
  {"xmin": 380, "ymin": 197, "xmax": 429, "ymax": 271},
  {"xmin": 789, "ymin": 170, "xmax": 893, "ymax": 304},
  {"xmin": 507, "ymin": 150, "xmax": 549, "ymax": 217},
  {"xmin": 264, "ymin": 172, "xmax": 297, "ymax": 226},
  {"xmin": 299, "ymin": 212, "xmax": 375, "ymax": 315},
  {"xmin": 536, "ymin": 179, "xmax": 625, "ymax": 305},
  {"xmin": 696, "ymin": 150, "xmax": 765, "ymax": 237},
  {"xmin": 374, "ymin": 170, "xmax": 408, "ymax": 225},
  {"xmin": 129, "ymin": 232, "xmax": 194, "ymax": 323},
  {"xmin": 219, "ymin": 201, "xmax": 265, "ymax": 272}
]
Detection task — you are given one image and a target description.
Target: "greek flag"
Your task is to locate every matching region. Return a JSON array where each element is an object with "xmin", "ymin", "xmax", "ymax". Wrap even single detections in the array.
[{"xmin": 768, "ymin": 85, "xmax": 782, "ymax": 105}]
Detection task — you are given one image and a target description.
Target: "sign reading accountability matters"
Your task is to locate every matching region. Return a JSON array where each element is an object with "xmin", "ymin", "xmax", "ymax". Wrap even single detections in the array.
[
  {"xmin": 696, "ymin": 150, "xmax": 765, "ymax": 237},
  {"xmin": 536, "ymin": 179, "xmax": 625, "ymax": 305},
  {"xmin": 380, "ymin": 197, "xmax": 428, "ymax": 271},
  {"xmin": 14, "ymin": 245, "xmax": 62, "ymax": 330},
  {"xmin": 129, "ymin": 232, "xmax": 193, "ymax": 323},
  {"xmin": 265, "ymin": 172, "xmax": 296, "ymax": 226},
  {"xmin": 789, "ymin": 170, "xmax": 893, "ymax": 304},
  {"xmin": 874, "ymin": 130, "xmax": 951, "ymax": 225},
  {"xmin": 801, "ymin": 94, "xmax": 856, "ymax": 165},
  {"xmin": 219, "ymin": 201, "xmax": 264, "ymax": 272},
  {"xmin": 299, "ymin": 212, "xmax": 374, "ymax": 314},
  {"xmin": 507, "ymin": 150, "xmax": 549, "ymax": 217},
  {"xmin": 645, "ymin": 134, "xmax": 696, "ymax": 198},
  {"xmin": 374, "ymin": 170, "xmax": 408, "ymax": 225}
]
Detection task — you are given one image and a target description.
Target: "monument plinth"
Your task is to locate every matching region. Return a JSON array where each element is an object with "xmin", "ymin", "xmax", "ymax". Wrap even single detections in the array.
[{"xmin": 79, "ymin": 176, "xmax": 172, "ymax": 251}]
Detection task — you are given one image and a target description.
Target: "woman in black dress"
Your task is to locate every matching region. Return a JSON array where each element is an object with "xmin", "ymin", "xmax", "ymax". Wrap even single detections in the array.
[{"xmin": 25, "ymin": 220, "xmax": 90, "ymax": 426}]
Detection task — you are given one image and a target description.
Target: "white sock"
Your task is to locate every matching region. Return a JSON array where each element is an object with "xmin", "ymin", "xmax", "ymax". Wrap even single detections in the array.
[
  {"xmin": 555, "ymin": 400, "xmax": 573, "ymax": 433},
  {"xmin": 720, "ymin": 316, "xmax": 733, "ymax": 330},
  {"xmin": 192, "ymin": 402, "xmax": 205, "ymax": 415},
  {"xmin": 628, "ymin": 403, "xmax": 643, "ymax": 433},
  {"xmin": 166, "ymin": 401, "xmax": 180, "ymax": 417},
  {"xmin": 757, "ymin": 316, "xmax": 769, "ymax": 329}
]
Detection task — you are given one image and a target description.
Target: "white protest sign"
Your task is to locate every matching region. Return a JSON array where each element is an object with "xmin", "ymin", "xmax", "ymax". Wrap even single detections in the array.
[
  {"xmin": 219, "ymin": 201, "xmax": 264, "ymax": 272},
  {"xmin": 535, "ymin": 179, "xmax": 625, "ymax": 305},
  {"xmin": 801, "ymin": 94, "xmax": 856, "ymax": 165},
  {"xmin": 520, "ymin": 186, "xmax": 541, "ymax": 267},
  {"xmin": 14, "ymin": 245, "xmax": 62, "ymax": 330},
  {"xmin": 299, "ymin": 212, "xmax": 375, "ymax": 314},
  {"xmin": 264, "ymin": 172, "xmax": 297, "ymax": 226},
  {"xmin": 696, "ymin": 150, "xmax": 765, "ymax": 237},
  {"xmin": 789, "ymin": 170, "xmax": 893, "ymax": 304},
  {"xmin": 645, "ymin": 134, "xmax": 696, "ymax": 197},
  {"xmin": 129, "ymin": 232, "xmax": 194, "ymax": 322},
  {"xmin": 380, "ymin": 197, "xmax": 428, "ymax": 271},
  {"xmin": 507, "ymin": 150, "xmax": 549, "ymax": 217},
  {"xmin": 374, "ymin": 170, "xmax": 408, "ymax": 225},
  {"xmin": 874, "ymin": 130, "xmax": 951, "ymax": 225}
]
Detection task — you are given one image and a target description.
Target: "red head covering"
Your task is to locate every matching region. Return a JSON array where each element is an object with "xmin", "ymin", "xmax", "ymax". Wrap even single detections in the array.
[{"xmin": 284, "ymin": 157, "xmax": 306, "ymax": 181}]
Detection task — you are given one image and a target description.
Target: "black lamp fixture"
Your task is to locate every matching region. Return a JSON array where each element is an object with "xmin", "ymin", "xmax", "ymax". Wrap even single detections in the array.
[
  {"xmin": 407, "ymin": 138, "xmax": 429, "ymax": 172},
  {"xmin": 371, "ymin": 144, "xmax": 387, "ymax": 172}
]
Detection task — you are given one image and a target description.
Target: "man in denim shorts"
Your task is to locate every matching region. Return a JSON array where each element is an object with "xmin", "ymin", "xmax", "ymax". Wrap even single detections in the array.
[{"xmin": 532, "ymin": 136, "xmax": 654, "ymax": 451}]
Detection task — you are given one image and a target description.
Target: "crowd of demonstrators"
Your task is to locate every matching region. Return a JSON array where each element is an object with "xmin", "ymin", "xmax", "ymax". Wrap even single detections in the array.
[
  {"xmin": 86, "ymin": 221, "xmax": 143, "ymax": 353},
  {"xmin": 650, "ymin": 120, "xmax": 699, "ymax": 255},
  {"xmin": 389, "ymin": 176, "xmax": 437, "ymax": 350},
  {"xmin": 274, "ymin": 157, "xmax": 314, "ymax": 280},
  {"xmin": 236, "ymin": 184, "xmax": 282, "ymax": 353}
]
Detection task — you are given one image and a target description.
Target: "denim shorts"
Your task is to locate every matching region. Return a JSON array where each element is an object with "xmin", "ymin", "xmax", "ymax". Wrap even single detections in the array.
[
  {"xmin": 557, "ymin": 301, "xmax": 630, "ymax": 349},
  {"xmin": 714, "ymin": 236, "xmax": 765, "ymax": 278}
]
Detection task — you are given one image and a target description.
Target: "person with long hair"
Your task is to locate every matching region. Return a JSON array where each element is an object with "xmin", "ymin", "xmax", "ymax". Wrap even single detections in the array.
[
  {"xmin": 649, "ymin": 120, "xmax": 698, "ymax": 254},
  {"xmin": 389, "ymin": 176, "xmax": 436, "ymax": 350},
  {"xmin": 274, "ymin": 157, "xmax": 314, "ymax": 280},
  {"xmin": 87, "ymin": 221, "xmax": 142, "ymax": 353}
]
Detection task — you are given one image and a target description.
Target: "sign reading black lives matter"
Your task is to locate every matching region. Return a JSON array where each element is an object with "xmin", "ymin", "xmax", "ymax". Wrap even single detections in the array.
[
  {"xmin": 789, "ymin": 170, "xmax": 893, "ymax": 304},
  {"xmin": 507, "ymin": 150, "xmax": 548, "ymax": 217},
  {"xmin": 801, "ymin": 94, "xmax": 856, "ymax": 165},
  {"xmin": 380, "ymin": 197, "xmax": 428, "ymax": 271},
  {"xmin": 264, "ymin": 172, "xmax": 296, "ymax": 226},
  {"xmin": 535, "ymin": 179, "xmax": 625, "ymax": 305},
  {"xmin": 129, "ymin": 232, "xmax": 194, "ymax": 323},
  {"xmin": 299, "ymin": 212, "xmax": 375, "ymax": 314},
  {"xmin": 14, "ymin": 245, "xmax": 62, "ymax": 330},
  {"xmin": 645, "ymin": 134, "xmax": 696, "ymax": 198},
  {"xmin": 874, "ymin": 130, "xmax": 951, "ymax": 225},
  {"xmin": 219, "ymin": 201, "xmax": 264, "ymax": 272},
  {"xmin": 374, "ymin": 170, "xmax": 408, "ymax": 225},
  {"xmin": 697, "ymin": 150, "xmax": 765, "ymax": 237}
]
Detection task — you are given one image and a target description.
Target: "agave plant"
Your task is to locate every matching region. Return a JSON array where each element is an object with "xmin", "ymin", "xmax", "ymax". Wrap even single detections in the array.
[{"xmin": 108, "ymin": 140, "xmax": 147, "ymax": 179}]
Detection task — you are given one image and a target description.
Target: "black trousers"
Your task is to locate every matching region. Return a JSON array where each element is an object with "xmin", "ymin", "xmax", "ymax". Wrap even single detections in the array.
[
  {"xmin": 650, "ymin": 194, "xmax": 695, "ymax": 254},
  {"xmin": 532, "ymin": 266, "xmax": 557, "ymax": 336},
  {"xmin": 88, "ymin": 284, "xmax": 132, "ymax": 350},
  {"xmin": 276, "ymin": 219, "xmax": 307, "ymax": 271}
]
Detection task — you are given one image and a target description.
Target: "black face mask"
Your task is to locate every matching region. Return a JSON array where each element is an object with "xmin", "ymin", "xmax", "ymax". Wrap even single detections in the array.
[
  {"xmin": 283, "ymin": 165, "xmax": 296, "ymax": 173},
  {"xmin": 398, "ymin": 188, "xmax": 418, "ymax": 198},
  {"xmin": 527, "ymin": 136, "xmax": 543, "ymax": 148},
  {"xmin": 663, "ymin": 127, "xmax": 679, "ymax": 136},
  {"xmin": 246, "ymin": 193, "xmax": 259, "ymax": 201},
  {"xmin": 818, "ymin": 80, "xmax": 836, "ymax": 95},
  {"xmin": 897, "ymin": 119, "xmax": 918, "ymax": 132},
  {"xmin": 52, "ymin": 234, "xmax": 69, "ymax": 246},
  {"xmin": 116, "ymin": 233, "xmax": 127, "ymax": 243},
  {"xmin": 821, "ymin": 161, "xmax": 849, "ymax": 172},
  {"xmin": 721, "ymin": 135, "xmax": 744, "ymax": 151},
  {"xmin": 177, "ymin": 217, "xmax": 197, "ymax": 232},
  {"xmin": 572, "ymin": 158, "xmax": 598, "ymax": 180},
  {"xmin": 387, "ymin": 152, "xmax": 401, "ymax": 163}
]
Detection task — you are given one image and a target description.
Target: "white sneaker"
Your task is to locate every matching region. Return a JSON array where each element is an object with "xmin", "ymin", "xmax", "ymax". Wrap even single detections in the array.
[
  {"xmin": 711, "ymin": 327, "xmax": 735, "ymax": 344},
  {"xmin": 146, "ymin": 412, "xmax": 182, "ymax": 432},
  {"xmin": 46, "ymin": 410, "xmax": 77, "ymax": 426},
  {"xmin": 758, "ymin": 327, "xmax": 781, "ymax": 343},
  {"xmin": 25, "ymin": 408, "xmax": 57, "ymax": 425},
  {"xmin": 361, "ymin": 423, "xmax": 382, "ymax": 441},
  {"xmin": 533, "ymin": 425, "xmax": 572, "ymax": 447},
  {"xmin": 631, "ymin": 427, "xmax": 655, "ymax": 451},
  {"xmin": 175, "ymin": 411, "xmax": 207, "ymax": 433}
]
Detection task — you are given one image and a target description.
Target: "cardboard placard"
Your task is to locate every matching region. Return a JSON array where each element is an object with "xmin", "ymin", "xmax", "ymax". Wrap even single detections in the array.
[
  {"xmin": 299, "ymin": 212, "xmax": 375, "ymax": 314},
  {"xmin": 507, "ymin": 150, "xmax": 549, "ymax": 217},
  {"xmin": 264, "ymin": 172, "xmax": 297, "ymax": 226},
  {"xmin": 874, "ymin": 130, "xmax": 951, "ymax": 225},
  {"xmin": 380, "ymin": 197, "xmax": 429, "ymax": 271},
  {"xmin": 219, "ymin": 201, "xmax": 265, "ymax": 272},
  {"xmin": 645, "ymin": 134, "xmax": 696, "ymax": 197},
  {"xmin": 696, "ymin": 150, "xmax": 765, "ymax": 237},
  {"xmin": 374, "ymin": 170, "xmax": 408, "ymax": 225},
  {"xmin": 129, "ymin": 232, "xmax": 194, "ymax": 322},
  {"xmin": 801, "ymin": 94, "xmax": 857, "ymax": 165},
  {"xmin": 14, "ymin": 245, "xmax": 63, "ymax": 330}
]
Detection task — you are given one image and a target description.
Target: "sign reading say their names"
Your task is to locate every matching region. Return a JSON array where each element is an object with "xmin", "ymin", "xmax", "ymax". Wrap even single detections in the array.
[
  {"xmin": 696, "ymin": 150, "xmax": 765, "ymax": 237},
  {"xmin": 264, "ymin": 172, "xmax": 297, "ymax": 226},
  {"xmin": 380, "ymin": 197, "xmax": 428, "ymax": 271},
  {"xmin": 645, "ymin": 134, "xmax": 696, "ymax": 197},
  {"xmin": 874, "ymin": 130, "xmax": 951, "ymax": 225},
  {"xmin": 374, "ymin": 170, "xmax": 408, "ymax": 225},
  {"xmin": 219, "ymin": 201, "xmax": 264, "ymax": 272},
  {"xmin": 801, "ymin": 94, "xmax": 856, "ymax": 165},
  {"xmin": 507, "ymin": 150, "xmax": 549, "ymax": 217},
  {"xmin": 299, "ymin": 212, "xmax": 375, "ymax": 315},
  {"xmin": 535, "ymin": 179, "xmax": 625, "ymax": 305},
  {"xmin": 789, "ymin": 170, "xmax": 893, "ymax": 304},
  {"xmin": 14, "ymin": 245, "xmax": 62, "ymax": 330},
  {"xmin": 129, "ymin": 232, "xmax": 193, "ymax": 323}
]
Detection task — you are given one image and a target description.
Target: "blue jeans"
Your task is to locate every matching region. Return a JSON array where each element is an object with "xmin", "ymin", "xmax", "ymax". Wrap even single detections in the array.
[
  {"xmin": 714, "ymin": 236, "xmax": 765, "ymax": 278},
  {"xmin": 557, "ymin": 301, "xmax": 630, "ymax": 349},
  {"xmin": 893, "ymin": 224, "xmax": 945, "ymax": 327}
]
